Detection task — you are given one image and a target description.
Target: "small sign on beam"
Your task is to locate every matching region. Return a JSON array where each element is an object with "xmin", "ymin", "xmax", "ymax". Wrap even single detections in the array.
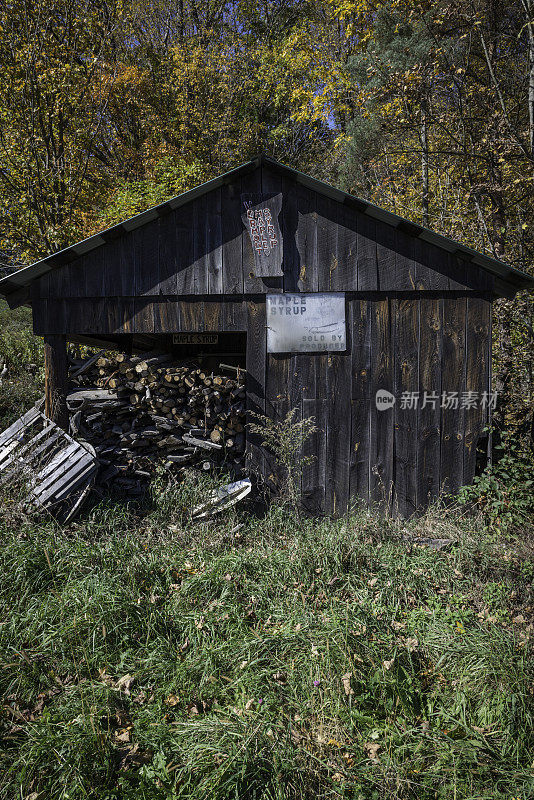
[
  {"xmin": 266, "ymin": 293, "xmax": 346, "ymax": 353},
  {"xmin": 173, "ymin": 333, "xmax": 219, "ymax": 345}
]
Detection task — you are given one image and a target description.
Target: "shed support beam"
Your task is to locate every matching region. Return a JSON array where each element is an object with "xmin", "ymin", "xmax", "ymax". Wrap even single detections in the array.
[{"xmin": 44, "ymin": 334, "xmax": 69, "ymax": 430}]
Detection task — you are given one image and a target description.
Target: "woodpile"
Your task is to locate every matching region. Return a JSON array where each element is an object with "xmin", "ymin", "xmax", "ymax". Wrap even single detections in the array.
[{"xmin": 67, "ymin": 351, "xmax": 246, "ymax": 496}]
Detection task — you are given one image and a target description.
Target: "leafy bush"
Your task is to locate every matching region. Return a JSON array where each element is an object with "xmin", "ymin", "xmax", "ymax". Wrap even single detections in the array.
[
  {"xmin": 459, "ymin": 438, "xmax": 534, "ymax": 530},
  {"xmin": 247, "ymin": 408, "xmax": 317, "ymax": 510}
]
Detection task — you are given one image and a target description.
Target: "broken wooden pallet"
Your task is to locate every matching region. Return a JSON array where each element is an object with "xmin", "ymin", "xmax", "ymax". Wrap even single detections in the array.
[{"xmin": 0, "ymin": 405, "xmax": 98, "ymax": 518}]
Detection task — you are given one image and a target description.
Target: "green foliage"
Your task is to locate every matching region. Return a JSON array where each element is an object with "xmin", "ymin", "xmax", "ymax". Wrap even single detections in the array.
[
  {"xmin": 0, "ymin": 487, "xmax": 532, "ymax": 800},
  {"xmin": 0, "ymin": 301, "xmax": 43, "ymax": 428},
  {"xmin": 95, "ymin": 157, "xmax": 214, "ymax": 230},
  {"xmin": 459, "ymin": 439, "xmax": 534, "ymax": 531},
  {"xmin": 247, "ymin": 408, "xmax": 317, "ymax": 509}
]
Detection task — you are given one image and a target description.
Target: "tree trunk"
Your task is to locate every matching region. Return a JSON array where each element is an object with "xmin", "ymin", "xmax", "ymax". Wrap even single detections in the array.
[
  {"xmin": 421, "ymin": 99, "xmax": 429, "ymax": 227},
  {"xmin": 527, "ymin": 5, "xmax": 534, "ymax": 159},
  {"xmin": 44, "ymin": 335, "xmax": 69, "ymax": 430}
]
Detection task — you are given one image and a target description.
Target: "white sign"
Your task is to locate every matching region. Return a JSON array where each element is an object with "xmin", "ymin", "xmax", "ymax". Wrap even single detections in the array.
[{"xmin": 266, "ymin": 293, "xmax": 346, "ymax": 353}]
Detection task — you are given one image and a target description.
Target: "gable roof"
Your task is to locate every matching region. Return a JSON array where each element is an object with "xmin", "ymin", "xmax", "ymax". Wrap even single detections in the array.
[{"xmin": 1, "ymin": 154, "xmax": 532, "ymax": 305}]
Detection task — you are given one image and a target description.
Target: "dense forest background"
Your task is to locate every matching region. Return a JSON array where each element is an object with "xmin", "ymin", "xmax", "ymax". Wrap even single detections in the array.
[{"xmin": 0, "ymin": 0, "xmax": 532, "ymax": 440}]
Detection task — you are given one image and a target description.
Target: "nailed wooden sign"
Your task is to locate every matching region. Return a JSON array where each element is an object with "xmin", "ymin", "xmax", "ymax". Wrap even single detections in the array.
[
  {"xmin": 173, "ymin": 333, "xmax": 219, "ymax": 345},
  {"xmin": 241, "ymin": 193, "xmax": 283, "ymax": 277}
]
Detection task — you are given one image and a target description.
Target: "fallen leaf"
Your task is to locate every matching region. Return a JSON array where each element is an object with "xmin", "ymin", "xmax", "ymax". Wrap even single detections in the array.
[
  {"xmin": 368, "ymin": 577, "xmax": 378, "ymax": 587},
  {"xmin": 383, "ymin": 658, "xmax": 395, "ymax": 671},
  {"xmin": 331, "ymin": 772, "xmax": 344, "ymax": 782},
  {"xmin": 405, "ymin": 637, "xmax": 418, "ymax": 652},
  {"xmin": 341, "ymin": 672, "xmax": 354, "ymax": 696},
  {"xmin": 165, "ymin": 694, "xmax": 180, "ymax": 706},
  {"xmin": 117, "ymin": 674, "xmax": 135, "ymax": 694},
  {"xmin": 272, "ymin": 671, "xmax": 287, "ymax": 684},
  {"xmin": 391, "ymin": 620, "xmax": 406, "ymax": 631},
  {"xmin": 186, "ymin": 699, "xmax": 212, "ymax": 716},
  {"xmin": 245, "ymin": 698, "xmax": 255, "ymax": 710},
  {"xmin": 363, "ymin": 741, "xmax": 381, "ymax": 760},
  {"xmin": 114, "ymin": 728, "xmax": 131, "ymax": 743},
  {"xmin": 513, "ymin": 614, "xmax": 526, "ymax": 624}
]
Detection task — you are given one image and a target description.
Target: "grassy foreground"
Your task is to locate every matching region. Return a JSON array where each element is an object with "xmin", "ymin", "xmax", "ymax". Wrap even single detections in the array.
[{"xmin": 0, "ymin": 475, "xmax": 533, "ymax": 800}]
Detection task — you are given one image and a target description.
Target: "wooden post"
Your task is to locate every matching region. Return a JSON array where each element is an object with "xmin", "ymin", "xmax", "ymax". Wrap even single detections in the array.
[{"xmin": 44, "ymin": 334, "xmax": 69, "ymax": 430}]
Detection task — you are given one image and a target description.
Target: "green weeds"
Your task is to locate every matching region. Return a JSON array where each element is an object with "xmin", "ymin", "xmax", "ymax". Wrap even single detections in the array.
[{"xmin": 0, "ymin": 486, "xmax": 532, "ymax": 799}]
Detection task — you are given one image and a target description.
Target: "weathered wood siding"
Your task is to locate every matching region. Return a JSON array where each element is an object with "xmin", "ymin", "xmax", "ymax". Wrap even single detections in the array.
[
  {"xmin": 31, "ymin": 166, "xmax": 493, "ymax": 301},
  {"xmin": 30, "ymin": 164, "xmax": 494, "ymax": 516},
  {"xmin": 33, "ymin": 293, "xmax": 491, "ymax": 517}
]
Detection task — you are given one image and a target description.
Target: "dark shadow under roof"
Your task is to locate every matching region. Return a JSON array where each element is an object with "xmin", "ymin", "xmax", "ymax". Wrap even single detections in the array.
[{"xmin": 1, "ymin": 154, "xmax": 532, "ymax": 304}]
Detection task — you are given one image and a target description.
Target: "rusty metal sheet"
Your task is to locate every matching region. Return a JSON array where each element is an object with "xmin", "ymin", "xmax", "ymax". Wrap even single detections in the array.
[{"xmin": 266, "ymin": 293, "xmax": 346, "ymax": 353}]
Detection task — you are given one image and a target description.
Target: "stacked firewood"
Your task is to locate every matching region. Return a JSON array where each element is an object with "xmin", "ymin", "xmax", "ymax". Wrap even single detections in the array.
[{"xmin": 67, "ymin": 351, "xmax": 246, "ymax": 496}]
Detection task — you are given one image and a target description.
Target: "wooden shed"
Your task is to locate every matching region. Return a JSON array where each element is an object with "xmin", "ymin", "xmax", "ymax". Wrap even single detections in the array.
[{"xmin": 1, "ymin": 155, "xmax": 532, "ymax": 516}]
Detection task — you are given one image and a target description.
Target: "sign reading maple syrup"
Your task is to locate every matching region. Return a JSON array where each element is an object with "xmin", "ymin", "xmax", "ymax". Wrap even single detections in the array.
[{"xmin": 173, "ymin": 333, "xmax": 219, "ymax": 345}]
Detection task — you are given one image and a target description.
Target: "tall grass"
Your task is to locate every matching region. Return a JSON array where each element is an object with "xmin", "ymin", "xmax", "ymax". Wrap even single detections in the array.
[{"xmin": 0, "ymin": 479, "xmax": 532, "ymax": 800}]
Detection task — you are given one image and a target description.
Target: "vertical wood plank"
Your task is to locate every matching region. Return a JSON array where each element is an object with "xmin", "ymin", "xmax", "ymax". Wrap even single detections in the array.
[
  {"xmin": 464, "ymin": 297, "xmax": 491, "ymax": 486},
  {"xmin": 193, "ymin": 194, "xmax": 209, "ymax": 294},
  {"xmin": 414, "ymin": 239, "xmax": 449, "ymax": 291},
  {"xmin": 83, "ymin": 248, "xmax": 105, "ymax": 297},
  {"xmin": 153, "ymin": 300, "xmax": 180, "ymax": 333},
  {"xmin": 134, "ymin": 222, "xmax": 160, "ymax": 296},
  {"xmin": 157, "ymin": 212, "xmax": 179, "ymax": 295},
  {"xmin": 295, "ymin": 187, "xmax": 318, "ymax": 292},
  {"xmin": 440, "ymin": 297, "xmax": 466, "ymax": 496},
  {"xmin": 396, "ymin": 228, "xmax": 417, "ymax": 290},
  {"xmin": 204, "ymin": 300, "xmax": 221, "ymax": 332},
  {"xmin": 133, "ymin": 298, "xmax": 155, "ymax": 333},
  {"xmin": 302, "ymin": 398, "xmax": 327, "ymax": 515},
  {"xmin": 350, "ymin": 399, "xmax": 371, "ymax": 510},
  {"xmin": 175, "ymin": 203, "xmax": 195, "ymax": 295},
  {"xmin": 316, "ymin": 195, "xmax": 339, "ymax": 292},
  {"xmin": 280, "ymin": 174, "xmax": 300, "ymax": 293},
  {"xmin": 393, "ymin": 298, "xmax": 419, "ymax": 516},
  {"xmin": 357, "ymin": 213, "xmax": 377, "ymax": 290},
  {"xmin": 180, "ymin": 301, "xmax": 204, "ymax": 332},
  {"xmin": 417, "ymin": 298, "xmax": 443, "ymax": 508},
  {"xmin": 221, "ymin": 181, "xmax": 244, "ymax": 294},
  {"xmin": 44, "ymin": 334, "xmax": 69, "ymax": 430},
  {"xmin": 325, "ymin": 350, "xmax": 352, "ymax": 516},
  {"xmin": 242, "ymin": 169, "xmax": 264, "ymax": 294},
  {"xmin": 289, "ymin": 354, "xmax": 317, "ymax": 405},
  {"xmin": 330, "ymin": 203, "xmax": 358, "ymax": 291},
  {"xmin": 207, "ymin": 187, "xmax": 223, "ymax": 294},
  {"xmin": 266, "ymin": 354, "xmax": 290, "ymax": 410},
  {"xmin": 369, "ymin": 299, "xmax": 394, "ymax": 508},
  {"xmin": 351, "ymin": 298, "xmax": 372, "ymax": 399},
  {"xmin": 376, "ymin": 222, "xmax": 396, "ymax": 291},
  {"xmin": 246, "ymin": 300, "xmax": 267, "ymax": 481}
]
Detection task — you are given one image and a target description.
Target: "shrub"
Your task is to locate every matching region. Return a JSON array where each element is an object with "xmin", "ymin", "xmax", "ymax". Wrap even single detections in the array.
[
  {"xmin": 247, "ymin": 408, "xmax": 317, "ymax": 511},
  {"xmin": 459, "ymin": 437, "xmax": 534, "ymax": 531}
]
